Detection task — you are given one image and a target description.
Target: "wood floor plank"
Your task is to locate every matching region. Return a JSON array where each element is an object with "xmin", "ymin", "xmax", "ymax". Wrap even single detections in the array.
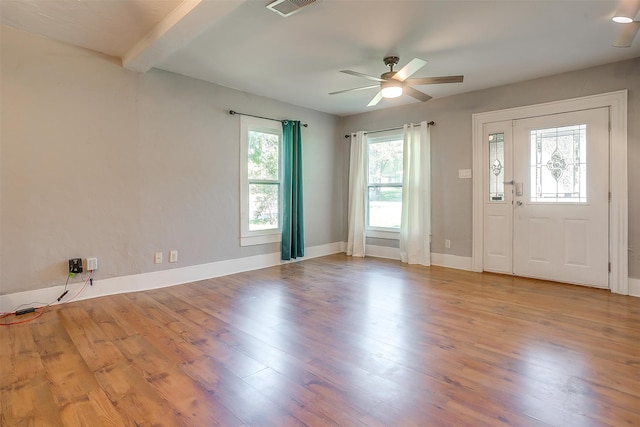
[
  {"xmin": 58, "ymin": 305, "xmax": 128, "ymax": 372},
  {"xmin": 141, "ymin": 289, "xmax": 270, "ymax": 379},
  {"xmin": 93, "ymin": 362, "xmax": 193, "ymax": 426},
  {"xmin": 2, "ymin": 254, "xmax": 640, "ymax": 425},
  {"xmin": 29, "ymin": 317, "xmax": 104, "ymax": 407},
  {"xmin": 113, "ymin": 333, "xmax": 243, "ymax": 426},
  {"xmin": 1, "ymin": 376, "xmax": 64, "ymax": 426},
  {"xmin": 179, "ymin": 355, "xmax": 305, "ymax": 426},
  {"xmin": 243, "ymin": 367, "xmax": 361, "ymax": 427},
  {"xmin": 0, "ymin": 321, "xmax": 47, "ymax": 389}
]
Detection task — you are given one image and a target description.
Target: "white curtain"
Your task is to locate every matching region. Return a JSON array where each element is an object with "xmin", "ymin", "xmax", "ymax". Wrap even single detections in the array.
[
  {"xmin": 346, "ymin": 131, "xmax": 366, "ymax": 257},
  {"xmin": 400, "ymin": 122, "xmax": 431, "ymax": 265}
]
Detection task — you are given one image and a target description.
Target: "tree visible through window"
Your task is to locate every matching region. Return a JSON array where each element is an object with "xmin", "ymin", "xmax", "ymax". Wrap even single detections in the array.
[
  {"xmin": 240, "ymin": 116, "xmax": 282, "ymax": 246},
  {"xmin": 367, "ymin": 135, "xmax": 403, "ymax": 229},
  {"xmin": 248, "ymin": 130, "xmax": 280, "ymax": 230}
]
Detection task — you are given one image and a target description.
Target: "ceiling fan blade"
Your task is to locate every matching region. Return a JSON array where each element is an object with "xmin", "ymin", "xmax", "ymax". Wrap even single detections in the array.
[
  {"xmin": 367, "ymin": 91, "xmax": 383, "ymax": 106},
  {"xmin": 406, "ymin": 75, "xmax": 464, "ymax": 85},
  {"xmin": 341, "ymin": 70, "xmax": 384, "ymax": 82},
  {"xmin": 613, "ymin": 21, "xmax": 640, "ymax": 47},
  {"xmin": 329, "ymin": 84, "xmax": 379, "ymax": 95},
  {"xmin": 404, "ymin": 86, "xmax": 432, "ymax": 102},
  {"xmin": 392, "ymin": 58, "xmax": 427, "ymax": 81}
]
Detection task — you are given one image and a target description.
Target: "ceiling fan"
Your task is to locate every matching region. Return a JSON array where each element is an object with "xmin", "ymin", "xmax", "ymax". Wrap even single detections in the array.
[
  {"xmin": 329, "ymin": 56, "xmax": 463, "ymax": 107},
  {"xmin": 612, "ymin": 0, "xmax": 640, "ymax": 47}
]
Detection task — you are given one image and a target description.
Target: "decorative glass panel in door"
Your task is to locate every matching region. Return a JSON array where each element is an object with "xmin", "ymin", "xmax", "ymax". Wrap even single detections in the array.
[
  {"xmin": 488, "ymin": 132, "xmax": 505, "ymax": 202},
  {"xmin": 529, "ymin": 125, "xmax": 587, "ymax": 203}
]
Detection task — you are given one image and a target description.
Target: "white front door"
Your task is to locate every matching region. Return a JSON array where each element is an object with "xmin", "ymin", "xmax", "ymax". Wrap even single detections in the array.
[{"xmin": 483, "ymin": 107, "xmax": 610, "ymax": 288}]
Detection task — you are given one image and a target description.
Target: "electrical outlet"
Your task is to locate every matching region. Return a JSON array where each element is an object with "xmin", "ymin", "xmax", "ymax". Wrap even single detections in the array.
[
  {"xmin": 154, "ymin": 252, "xmax": 163, "ymax": 264},
  {"xmin": 86, "ymin": 257, "xmax": 98, "ymax": 271},
  {"xmin": 169, "ymin": 250, "xmax": 178, "ymax": 263},
  {"xmin": 445, "ymin": 239, "xmax": 451, "ymax": 249},
  {"xmin": 69, "ymin": 258, "xmax": 83, "ymax": 273}
]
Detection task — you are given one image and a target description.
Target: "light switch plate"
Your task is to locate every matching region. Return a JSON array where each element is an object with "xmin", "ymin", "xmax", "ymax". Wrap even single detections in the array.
[{"xmin": 458, "ymin": 169, "xmax": 472, "ymax": 179}]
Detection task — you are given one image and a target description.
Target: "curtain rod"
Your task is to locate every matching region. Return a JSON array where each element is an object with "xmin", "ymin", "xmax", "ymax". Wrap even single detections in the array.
[
  {"xmin": 344, "ymin": 121, "xmax": 434, "ymax": 138},
  {"xmin": 229, "ymin": 110, "xmax": 308, "ymax": 127}
]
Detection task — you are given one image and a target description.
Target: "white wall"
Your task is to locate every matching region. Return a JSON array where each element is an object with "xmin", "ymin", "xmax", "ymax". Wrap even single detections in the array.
[
  {"xmin": 0, "ymin": 26, "xmax": 344, "ymax": 295},
  {"xmin": 340, "ymin": 57, "xmax": 640, "ymax": 279}
]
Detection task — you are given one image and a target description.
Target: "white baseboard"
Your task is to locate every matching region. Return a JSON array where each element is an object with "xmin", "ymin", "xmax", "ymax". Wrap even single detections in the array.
[
  {"xmin": 364, "ymin": 245, "xmax": 473, "ymax": 271},
  {"xmin": 629, "ymin": 278, "xmax": 640, "ymax": 297},
  {"xmin": 430, "ymin": 253, "xmax": 473, "ymax": 271},
  {"xmin": 0, "ymin": 242, "xmax": 345, "ymax": 313},
  {"xmin": 4, "ymin": 242, "xmax": 635, "ymax": 312},
  {"xmin": 365, "ymin": 244, "xmax": 401, "ymax": 260}
]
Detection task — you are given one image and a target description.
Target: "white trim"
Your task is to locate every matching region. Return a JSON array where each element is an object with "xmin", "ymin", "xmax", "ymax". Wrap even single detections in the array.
[
  {"xmin": 629, "ymin": 278, "xmax": 640, "ymax": 298},
  {"xmin": 241, "ymin": 233, "xmax": 280, "ymax": 246},
  {"xmin": 366, "ymin": 229, "xmax": 400, "ymax": 239},
  {"xmin": 0, "ymin": 242, "xmax": 345, "ymax": 313},
  {"xmin": 239, "ymin": 115, "xmax": 283, "ymax": 246},
  {"xmin": 8, "ymin": 241, "xmax": 630, "ymax": 313},
  {"xmin": 365, "ymin": 244, "xmax": 401, "ymax": 260},
  {"xmin": 472, "ymin": 90, "xmax": 628, "ymax": 294},
  {"xmin": 303, "ymin": 242, "xmax": 345, "ymax": 259},
  {"xmin": 364, "ymin": 245, "xmax": 473, "ymax": 271},
  {"xmin": 431, "ymin": 253, "xmax": 473, "ymax": 271}
]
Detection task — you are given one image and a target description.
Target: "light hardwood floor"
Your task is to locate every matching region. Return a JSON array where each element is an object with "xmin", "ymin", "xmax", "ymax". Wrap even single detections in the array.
[{"xmin": 2, "ymin": 254, "xmax": 640, "ymax": 426}]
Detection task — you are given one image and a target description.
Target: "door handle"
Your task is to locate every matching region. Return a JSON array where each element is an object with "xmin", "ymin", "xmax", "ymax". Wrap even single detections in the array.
[
  {"xmin": 516, "ymin": 200, "xmax": 523, "ymax": 206},
  {"xmin": 504, "ymin": 180, "xmax": 515, "ymax": 185}
]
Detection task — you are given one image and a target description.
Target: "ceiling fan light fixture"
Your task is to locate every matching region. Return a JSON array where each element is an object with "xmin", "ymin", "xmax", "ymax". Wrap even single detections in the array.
[
  {"xmin": 380, "ymin": 80, "xmax": 403, "ymax": 98},
  {"xmin": 613, "ymin": 16, "xmax": 634, "ymax": 23},
  {"xmin": 612, "ymin": 0, "xmax": 640, "ymax": 23}
]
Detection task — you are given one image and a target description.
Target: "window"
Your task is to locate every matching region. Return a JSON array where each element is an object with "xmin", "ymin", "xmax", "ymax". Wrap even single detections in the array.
[
  {"xmin": 240, "ymin": 116, "xmax": 282, "ymax": 246},
  {"xmin": 366, "ymin": 132, "xmax": 403, "ymax": 234},
  {"xmin": 530, "ymin": 124, "xmax": 587, "ymax": 203},
  {"xmin": 488, "ymin": 132, "xmax": 505, "ymax": 202}
]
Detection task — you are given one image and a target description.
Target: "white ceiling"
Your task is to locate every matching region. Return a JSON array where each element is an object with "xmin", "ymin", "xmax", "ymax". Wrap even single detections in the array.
[{"xmin": 2, "ymin": 0, "xmax": 639, "ymax": 116}]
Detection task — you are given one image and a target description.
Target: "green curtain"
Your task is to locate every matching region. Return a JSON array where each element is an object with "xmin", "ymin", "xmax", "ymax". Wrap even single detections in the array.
[{"xmin": 281, "ymin": 120, "xmax": 304, "ymax": 260}]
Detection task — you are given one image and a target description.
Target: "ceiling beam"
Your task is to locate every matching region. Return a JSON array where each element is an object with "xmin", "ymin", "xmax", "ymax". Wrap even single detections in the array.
[{"xmin": 122, "ymin": 0, "xmax": 244, "ymax": 72}]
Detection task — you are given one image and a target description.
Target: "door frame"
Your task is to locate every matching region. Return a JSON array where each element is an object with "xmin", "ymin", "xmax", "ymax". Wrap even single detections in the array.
[{"xmin": 472, "ymin": 90, "xmax": 628, "ymax": 294}]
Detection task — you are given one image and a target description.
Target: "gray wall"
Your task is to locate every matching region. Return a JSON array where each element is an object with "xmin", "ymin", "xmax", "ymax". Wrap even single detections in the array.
[
  {"xmin": 0, "ymin": 26, "xmax": 344, "ymax": 295},
  {"xmin": 340, "ymin": 57, "xmax": 640, "ymax": 278},
  {"xmin": 2, "ymin": 25, "xmax": 638, "ymax": 298}
]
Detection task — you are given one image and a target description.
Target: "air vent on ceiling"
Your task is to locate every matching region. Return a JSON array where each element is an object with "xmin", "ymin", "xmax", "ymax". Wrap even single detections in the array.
[{"xmin": 266, "ymin": 0, "xmax": 316, "ymax": 17}]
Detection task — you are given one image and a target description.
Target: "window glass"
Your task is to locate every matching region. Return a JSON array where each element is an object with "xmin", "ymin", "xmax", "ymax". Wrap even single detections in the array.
[
  {"xmin": 530, "ymin": 124, "xmax": 587, "ymax": 203},
  {"xmin": 368, "ymin": 186, "xmax": 402, "ymax": 228},
  {"xmin": 240, "ymin": 116, "xmax": 282, "ymax": 245},
  {"xmin": 488, "ymin": 132, "xmax": 505, "ymax": 202},
  {"xmin": 367, "ymin": 135, "xmax": 403, "ymax": 229},
  {"xmin": 247, "ymin": 129, "xmax": 280, "ymax": 231},
  {"xmin": 368, "ymin": 139, "xmax": 403, "ymax": 183},
  {"xmin": 248, "ymin": 130, "xmax": 279, "ymax": 181},
  {"xmin": 248, "ymin": 183, "xmax": 279, "ymax": 231}
]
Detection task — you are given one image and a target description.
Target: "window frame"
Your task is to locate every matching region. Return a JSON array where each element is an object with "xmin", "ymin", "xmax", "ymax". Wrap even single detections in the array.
[
  {"xmin": 365, "ymin": 130, "xmax": 404, "ymax": 239},
  {"xmin": 239, "ymin": 116, "xmax": 283, "ymax": 246}
]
